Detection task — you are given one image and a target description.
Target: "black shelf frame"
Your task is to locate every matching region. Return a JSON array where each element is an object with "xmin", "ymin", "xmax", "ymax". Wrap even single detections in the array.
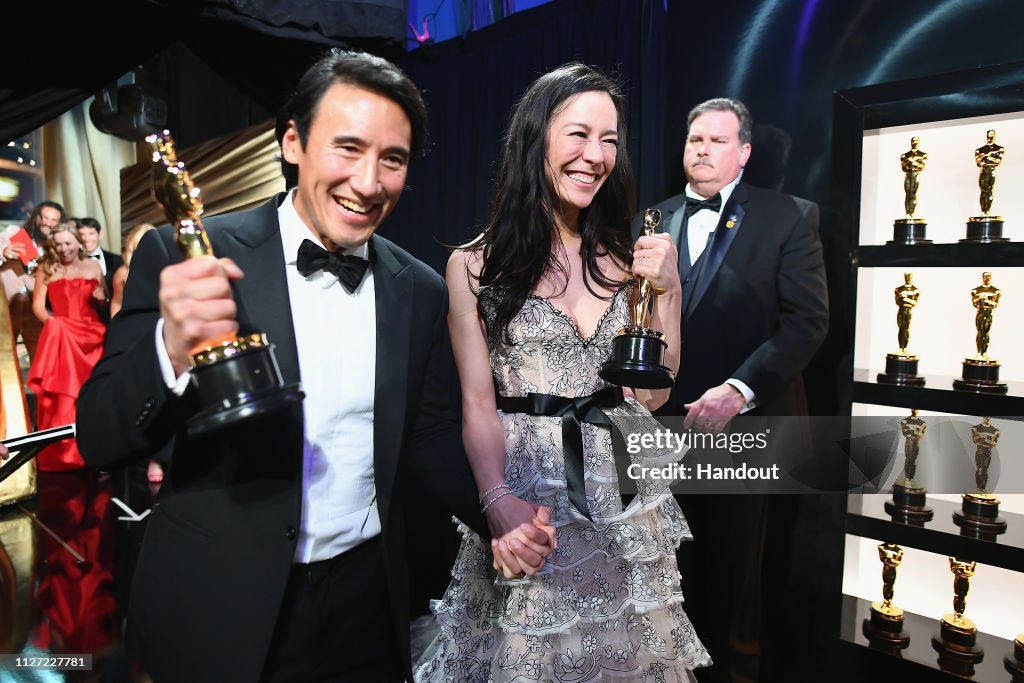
[
  {"xmin": 858, "ymin": 242, "xmax": 1024, "ymax": 268},
  {"xmin": 838, "ymin": 595, "xmax": 1016, "ymax": 683},
  {"xmin": 846, "ymin": 495, "xmax": 1024, "ymax": 571},
  {"xmin": 852, "ymin": 369, "xmax": 1024, "ymax": 418}
]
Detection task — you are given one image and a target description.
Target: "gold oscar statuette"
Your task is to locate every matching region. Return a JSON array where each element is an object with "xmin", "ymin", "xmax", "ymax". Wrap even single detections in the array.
[
  {"xmin": 885, "ymin": 409, "xmax": 933, "ymax": 524},
  {"xmin": 889, "ymin": 136, "xmax": 931, "ymax": 245},
  {"xmin": 599, "ymin": 208, "xmax": 675, "ymax": 389},
  {"xmin": 953, "ymin": 271, "xmax": 1007, "ymax": 393},
  {"xmin": 953, "ymin": 417, "xmax": 1007, "ymax": 539},
  {"xmin": 932, "ymin": 557, "xmax": 984, "ymax": 674},
  {"xmin": 862, "ymin": 542, "xmax": 911, "ymax": 650},
  {"xmin": 147, "ymin": 131, "xmax": 304, "ymax": 437},
  {"xmin": 963, "ymin": 129, "xmax": 1008, "ymax": 242},
  {"xmin": 877, "ymin": 272, "xmax": 925, "ymax": 385}
]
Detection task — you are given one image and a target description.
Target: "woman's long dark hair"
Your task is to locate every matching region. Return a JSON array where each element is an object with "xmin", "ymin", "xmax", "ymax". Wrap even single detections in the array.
[{"xmin": 473, "ymin": 63, "xmax": 636, "ymax": 344}]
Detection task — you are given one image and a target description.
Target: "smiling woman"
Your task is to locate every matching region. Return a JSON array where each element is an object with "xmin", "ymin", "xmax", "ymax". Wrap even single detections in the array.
[{"xmin": 415, "ymin": 63, "xmax": 709, "ymax": 683}]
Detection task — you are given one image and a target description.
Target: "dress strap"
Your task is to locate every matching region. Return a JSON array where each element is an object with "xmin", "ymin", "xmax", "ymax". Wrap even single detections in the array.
[{"xmin": 496, "ymin": 386, "xmax": 623, "ymax": 520}]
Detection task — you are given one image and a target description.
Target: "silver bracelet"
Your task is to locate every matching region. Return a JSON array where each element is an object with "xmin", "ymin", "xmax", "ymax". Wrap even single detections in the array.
[
  {"xmin": 481, "ymin": 490, "xmax": 515, "ymax": 513},
  {"xmin": 478, "ymin": 483, "xmax": 511, "ymax": 506}
]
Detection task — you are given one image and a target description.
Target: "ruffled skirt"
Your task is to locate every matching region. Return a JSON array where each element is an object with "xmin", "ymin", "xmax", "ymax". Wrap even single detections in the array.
[{"xmin": 415, "ymin": 400, "xmax": 711, "ymax": 682}]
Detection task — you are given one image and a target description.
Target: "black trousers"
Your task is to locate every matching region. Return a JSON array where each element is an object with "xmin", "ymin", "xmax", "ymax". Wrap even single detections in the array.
[{"xmin": 261, "ymin": 536, "xmax": 403, "ymax": 683}]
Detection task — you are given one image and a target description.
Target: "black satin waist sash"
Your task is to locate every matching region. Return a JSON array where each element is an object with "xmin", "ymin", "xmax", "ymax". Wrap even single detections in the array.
[{"xmin": 496, "ymin": 386, "xmax": 624, "ymax": 520}]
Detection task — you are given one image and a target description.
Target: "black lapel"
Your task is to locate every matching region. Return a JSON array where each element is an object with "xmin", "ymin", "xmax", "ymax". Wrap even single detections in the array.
[
  {"xmin": 213, "ymin": 194, "xmax": 301, "ymax": 386},
  {"xmin": 369, "ymin": 235, "xmax": 412, "ymax": 528},
  {"xmin": 684, "ymin": 183, "xmax": 749, "ymax": 321}
]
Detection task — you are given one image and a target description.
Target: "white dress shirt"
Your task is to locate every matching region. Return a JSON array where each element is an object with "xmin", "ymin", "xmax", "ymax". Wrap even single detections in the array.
[
  {"xmin": 155, "ymin": 192, "xmax": 379, "ymax": 563},
  {"xmin": 87, "ymin": 249, "xmax": 107, "ymax": 276},
  {"xmin": 684, "ymin": 172, "xmax": 757, "ymax": 411},
  {"xmin": 684, "ymin": 173, "xmax": 741, "ymax": 265}
]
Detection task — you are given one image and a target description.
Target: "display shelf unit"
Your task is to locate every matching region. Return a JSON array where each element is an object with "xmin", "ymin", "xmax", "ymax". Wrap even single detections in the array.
[
  {"xmin": 851, "ymin": 369, "xmax": 1024, "ymax": 418},
  {"xmin": 858, "ymin": 242, "xmax": 1024, "ymax": 268},
  {"xmin": 838, "ymin": 595, "xmax": 1016, "ymax": 683},
  {"xmin": 846, "ymin": 495, "xmax": 1024, "ymax": 571},
  {"xmin": 830, "ymin": 60, "xmax": 1024, "ymax": 681}
]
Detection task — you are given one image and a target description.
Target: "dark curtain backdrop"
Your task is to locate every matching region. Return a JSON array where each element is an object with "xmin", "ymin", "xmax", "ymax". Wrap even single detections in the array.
[
  {"xmin": 385, "ymin": 0, "xmax": 666, "ymax": 274},
  {"xmin": 1, "ymin": 1, "xmax": 405, "ymax": 146}
]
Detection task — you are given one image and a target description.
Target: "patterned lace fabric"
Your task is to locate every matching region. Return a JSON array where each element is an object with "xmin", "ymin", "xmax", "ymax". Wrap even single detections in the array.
[{"xmin": 415, "ymin": 285, "xmax": 711, "ymax": 682}]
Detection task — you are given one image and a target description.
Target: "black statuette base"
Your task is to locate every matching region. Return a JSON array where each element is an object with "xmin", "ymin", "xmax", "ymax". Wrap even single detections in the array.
[
  {"xmin": 954, "ymin": 495, "xmax": 1008, "ymax": 539},
  {"xmin": 1006, "ymin": 638, "xmax": 1024, "ymax": 682},
  {"xmin": 188, "ymin": 344, "xmax": 304, "ymax": 438},
  {"xmin": 877, "ymin": 354, "xmax": 925, "ymax": 386},
  {"xmin": 962, "ymin": 217, "xmax": 1008, "ymax": 243},
  {"xmin": 885, "ymin": 483, "xmax": 933, "ymax": 524},
  {"xmin": 888, "ymin": 219, "xmax": 931, "ymax": 245},
  {"xmin": 600, "ymin": 331, "xmax": 675, "ymax": 389},
  {"xmin": 954, "ymin": 359, "xmax": 1007, "ymax": 393}
]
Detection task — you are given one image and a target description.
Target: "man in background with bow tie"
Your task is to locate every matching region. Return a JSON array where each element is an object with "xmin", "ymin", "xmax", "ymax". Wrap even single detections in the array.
[
  {"xmin": 634, "ymin": 98, "xmax": 828, "ymax": 681},
  {"xmin": 77, "ymin": 217, "xmax": 123, "ymax": 295},
  {"xmin": 77, "ymin": 50, "xmax": 553, "ymax": 683}
]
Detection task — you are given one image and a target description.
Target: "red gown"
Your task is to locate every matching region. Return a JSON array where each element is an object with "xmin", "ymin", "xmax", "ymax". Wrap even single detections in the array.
[{"xmin": 26, "ymin": 277, "xmax": 105, "ymax": 471}]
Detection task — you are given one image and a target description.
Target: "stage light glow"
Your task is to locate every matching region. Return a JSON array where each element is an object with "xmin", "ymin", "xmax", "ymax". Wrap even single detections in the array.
[
  {"xmin": 789, "ymin": 0, "xmax": 821, "ymax": 84},
  {"xmin": 865, "ymin": 0, "xmax": 974, "ymax": 85},
  {"xmin": 727, "ymin": 0, "xmax": 786, "ymax": 97}
]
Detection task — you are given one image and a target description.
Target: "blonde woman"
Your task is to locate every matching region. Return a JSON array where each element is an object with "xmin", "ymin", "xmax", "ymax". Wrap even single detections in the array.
[{"xmin": 26, "ymin": 223, "xmax": 105, "ymax": 470}]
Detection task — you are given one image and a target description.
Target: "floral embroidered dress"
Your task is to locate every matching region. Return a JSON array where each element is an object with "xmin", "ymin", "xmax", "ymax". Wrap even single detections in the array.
[{"xmin": 415, "ymin": 285, "xmax": 710, "ymax": 682}]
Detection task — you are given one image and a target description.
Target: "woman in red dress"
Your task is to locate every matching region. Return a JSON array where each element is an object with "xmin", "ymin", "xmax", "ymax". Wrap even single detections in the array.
[{"xmin": 27, "ymin": 223, "xmax": 106, "ymax": 471}]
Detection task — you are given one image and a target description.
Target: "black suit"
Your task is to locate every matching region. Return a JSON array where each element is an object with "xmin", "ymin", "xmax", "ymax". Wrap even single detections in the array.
[
  {"xmin": 77, "ymin": 194, "xmax": 484, "ymax": 682},
  {"xmin": 634, "ymin": 181, "xmax": 827, "ymax": 416},
  {"xmin": 633, "ymin": 181, "xmax": 828, "ymax": 681},
  {"xmin": 98, "ymin": 248, "xmax": 123, "ymax": 294}
]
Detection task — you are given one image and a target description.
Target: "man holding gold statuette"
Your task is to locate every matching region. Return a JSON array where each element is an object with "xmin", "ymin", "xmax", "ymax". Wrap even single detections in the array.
[
  {"xmin": 634, "ymin": 97, "xmax": 828, "ymax": 683},
  {"xmin": 76, "ymin": 50, "xmax": 553, "ymax": 683}
]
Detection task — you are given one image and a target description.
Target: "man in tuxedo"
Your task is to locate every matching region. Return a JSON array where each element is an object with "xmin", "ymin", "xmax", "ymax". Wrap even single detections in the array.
[
  {"xmin": 77, "ymin": 217, "xmax": 123, "ymax": 294},
  {"xmin": 0, "ymin": 200, "xmax": 64, "ymax": 361},
  {"xmin": 636, "ymin": 98, "xmax": 828, "ymax": 681},
  {"xmin": 77, "ymin": 50, "xmax": 552, "ymax": 683}
]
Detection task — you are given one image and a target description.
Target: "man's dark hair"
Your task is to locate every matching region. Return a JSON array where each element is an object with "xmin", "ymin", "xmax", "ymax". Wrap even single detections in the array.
[
  {"xmin": 687, "ymin": 98, "xmax": 753, "ymax": 145},
  {"xmin": 25, "ymin": 200, "xmax": 66, "ymax": 244},
  {"xmin": 275, "ymin": 49, "xmax": 428, "ymax": 189},
  {"xmin": 78, "ymin": 217, "xmax": 103, "ymax": 233}
]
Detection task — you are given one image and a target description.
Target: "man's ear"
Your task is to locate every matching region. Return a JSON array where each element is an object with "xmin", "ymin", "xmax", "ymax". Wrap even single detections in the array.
[
  {"xmin": 282, "ymin": 122, "xmax": 301, "ymax": 164},
  {"xmin": 739, "ymin": 143, "xmax": 752, "ymax": 168}
]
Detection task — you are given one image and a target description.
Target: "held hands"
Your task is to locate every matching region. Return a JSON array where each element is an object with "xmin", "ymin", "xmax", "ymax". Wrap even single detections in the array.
[
  {"xmin": 683, "ymin": 383, "xmax": 746, "ymax": 434},
  {"xmin": 484, "ymin": 494, "xmax": 557, "ymax": 579},
  {"xmin": 631, "ymin": 233, "xmax": 680, "ymax": 296},
  {"xmin": 160, "ymin": 255, "xmax": 243, "ymax": 376}
]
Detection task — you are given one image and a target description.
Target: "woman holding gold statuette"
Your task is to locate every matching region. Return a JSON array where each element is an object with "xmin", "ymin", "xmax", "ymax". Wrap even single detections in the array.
[{"xmin": 415, "ymin": 63, "xmax": 710, "ymax": 683}]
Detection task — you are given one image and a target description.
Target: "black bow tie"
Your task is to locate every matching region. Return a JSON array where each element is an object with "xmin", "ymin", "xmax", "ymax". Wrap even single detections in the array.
[
  {"xmin": 684, "ymin": 193, "xmax": 722, "ymax": 217},
  {"xmin": 296, "ymin": 239, "xmax": 368, "ymax": 293},
  {"xmin": 90, "ymin": 253, "xmax": 102, "ymax": 260}
]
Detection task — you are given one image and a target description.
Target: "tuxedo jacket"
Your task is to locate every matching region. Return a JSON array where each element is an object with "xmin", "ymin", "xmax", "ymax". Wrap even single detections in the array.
[
  {"xmin": 77, "ymin": 194, "xmax": 484, "ymax": 682},
  {"xmin": 98, "ymin": 248, "xmax": 123, "ymax": 294},
  {"xmin": 634, "ymin": 182, "xmax": 828, "ymax": 416}
]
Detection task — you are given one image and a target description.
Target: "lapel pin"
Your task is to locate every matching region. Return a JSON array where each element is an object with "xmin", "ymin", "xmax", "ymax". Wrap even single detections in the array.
[{"xmin": 725, "ymin": 215, "xmax": 738, "ymax": 229}]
